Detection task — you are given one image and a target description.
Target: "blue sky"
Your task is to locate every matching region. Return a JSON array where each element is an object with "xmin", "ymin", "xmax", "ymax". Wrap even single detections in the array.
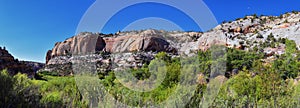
[{"xmin": 0, "ymin": 0, "xmax": 300, "ymax": 62}]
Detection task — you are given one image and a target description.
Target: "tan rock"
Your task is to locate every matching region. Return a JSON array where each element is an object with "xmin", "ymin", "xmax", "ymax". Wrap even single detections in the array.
[
  {"xmin": 50, "ymin": 33, "xmax": 106, "ymax": 57},
  {"xmin": 234, "ymin": 27, "xmax": 243, "ymax": 33},
  {"xmin": 46, "ymin": 50, "xmax": 52, "ymax": 64},
  {"xmin": 279, "ymin": 23, "xmax": 290, "ymax": 28},
  {"xmin": 104, "ymin": 36, "xmax": 170, "ymax": 53},
  {"xmin": 197, "ymin": 32, "xmax": 227, "ymax": 51},
  {"xmin": 48, "ymin": 32, "xmax": 173, "ymax": 63}
]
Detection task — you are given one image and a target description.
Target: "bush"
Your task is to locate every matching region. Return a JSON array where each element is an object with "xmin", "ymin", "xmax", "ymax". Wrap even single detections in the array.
[
  {"xmin": 256, "ymin": 33, "xmax": 264, "ymax": 38},
  {"xmin": 0, "ymin": 70, "xmax": 42, "ymax": 107},
  {"xmin": 38, "ymin": 71, "xmax": 59, "ymax": 76},
  {"xmin": 2, "ymin": 38, "xmax": 300, "ymax": 107},
  {"xmin": 227, "ymin": 48, "xmax": 262, "ymax": 71},
  {"xmin": 39, "ymin": 76, "xmax": 87, "ymax": 107}
]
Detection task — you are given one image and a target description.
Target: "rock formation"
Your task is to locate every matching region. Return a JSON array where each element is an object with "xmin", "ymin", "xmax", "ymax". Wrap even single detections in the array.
[
  {"xmin": 44, "ymin": 11, "xmax": 300, "ymax": 76},
  {"xmin": 46, "ymin": 50, "xmax": 52, "ymax": 64},
  {"xmin": 0, "ymin": 47, "xmax": 44, "ymax": 77},
  {"xmin": 104, "ymin": 36, "xmax": 170, "ymax": 53},
  {"xmin": 48, "ymin": 31, "xmax": 174, "ymax": 58},
  {"xmin": 49, "ymin": 32, "xmax": 106, "ymax": 58}
]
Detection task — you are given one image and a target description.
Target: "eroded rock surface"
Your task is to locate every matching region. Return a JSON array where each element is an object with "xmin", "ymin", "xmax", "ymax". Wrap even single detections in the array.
[
  {"xmin": 50, "ymin": 33, "xmax": 106, "ymax": 58},
  {"xmin": 44, "ymin": 12, "xmax": 300, "ymax": 76},
  {"xmin": 0, "ymin": 47, "xmax": 44, "ymax": 77}
]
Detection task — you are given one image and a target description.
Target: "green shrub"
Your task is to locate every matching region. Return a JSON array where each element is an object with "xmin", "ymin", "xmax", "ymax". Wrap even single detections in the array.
[
  {"xmin": 256, "ymin": 33, "xmax": 264, "ymax": 38},
  {"xmin": 0, "ymin": 70, "xmax": 42, "ymax": 107}
]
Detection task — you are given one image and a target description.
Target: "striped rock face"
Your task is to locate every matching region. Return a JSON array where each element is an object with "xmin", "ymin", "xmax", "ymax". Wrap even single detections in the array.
[
  {"xmin": 46, "ymin": 31, "xmax": 175, "ymax": 65},
  {"xmin": 50, "ymin": 33, "xmax": 106, "ymax": 57},
  {"xmin": 104, "ymin": 36, "xmax": 170, "ymax": 53}
]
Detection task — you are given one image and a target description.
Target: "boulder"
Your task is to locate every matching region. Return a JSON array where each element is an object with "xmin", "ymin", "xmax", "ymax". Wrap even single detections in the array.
[
  {"xmin": 279, "ymin": 23, "xmax": 290, "ymax": 28},
  {"xmin": 197, "ymin": 31, "xmax": 227, "ymax": 51},
  {"xmin": 263, "ymin": 47, "xmax": 286, "ymax": 57},
  {"xmin": 234, "ymin": 27, "xmax": 243, "ymax": 33},
  {"xmin": 232, "ymin": 69, "xmax": 239, "ymax": 75},
  {"xmin": 243, "ymin": 25, "xmax": 257, "ymax": 34}
]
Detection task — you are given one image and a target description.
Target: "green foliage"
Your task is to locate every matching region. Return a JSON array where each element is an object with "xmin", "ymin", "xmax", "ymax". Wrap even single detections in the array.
[
  {"xmin": 258, "ymin": 33, "xmax": 278, "ymax": 48},
  {"xmin": 261, "ymin": 18, "xmax": 267, "ymax": 24},
  {"xmin": 292, "ymin": 10, "xmax": 299, "ymax": 14},
  {"xmin": 284, "ymin": 19, "xmax": 289, "ymax": 23},
  {"xmin": 286, "ymin": 39, "xmax": 297, "ymax": 55},
  {"xmin": 214, "ymin": 63, "xmax": 297, "ymax": 108},
  {"xmin": 198, "ymin": 49, "xmax": 212, "ymax": 76},
  {"xmin": 38, "ymin": 71, "xmax": 59, "ymax": 76},
  {"xmin": 3, "ymin": 38, "xmax": 300, "ymax": 107},
  {"xmin": 0, "ymin": 69, "xmax": 14, "ymax": 107},
  {"xmin": 155, "ymin": 52, "xmax": 171, "ymax": 62},
  {"xmin": 253, "ymin": 45, "xmax": 259, "ymax": 52},
  {"xmin": 0, "ymin": 70, "xmax": 42, "ymax": 107},
  {"xmin": 131, "ymin": 67, "xmax": 150, "ymax": 80},
  {"xmin": 267, "ymin": 33, "xmax": 276, "ymax": 42},
  {"xmin": 252, "ymin": 14, "xmax": 258, "ymax": 18},
  {"xmin": 41, "ymin": 91, "xmax": 63, "ymax": 107},
  {"xmin": 278, "ymin": 37, "xmax": 286, "ymax": 44},
  {"xmin": 0, "ymin": 70, "xmax": 88, "ymax": 107},
  {"xmin": 256, "ymin": 33, "xmax": 264, "ymax": 38},
  {"xmin": 216, "ymin": 70, "xmax": 260, "ymax": 107},
  {"xmin": 271, "ymin": 40, "xmax": 300, "ymax": 79},
  {"xmin": 97, "ymin": 53, "xmax": 181, "ymax": 107},
  {"xmin": 39, "ymin": 76, "xmax": 88, "ymax": 107},
  {"xmin": 227, "ymin": 48, "xmax": 263, "ymax": 71}
]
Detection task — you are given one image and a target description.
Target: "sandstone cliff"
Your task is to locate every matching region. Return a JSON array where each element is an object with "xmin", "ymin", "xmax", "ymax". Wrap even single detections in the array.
[{"xmin": 44, "ymin": 11, "xmax": 300, "ymax": 76}]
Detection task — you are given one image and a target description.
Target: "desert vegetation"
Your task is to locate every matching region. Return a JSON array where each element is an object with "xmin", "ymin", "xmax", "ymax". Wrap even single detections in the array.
[{"xmin": 2, "ymin": 39, "xmax": 300, "ymax": 107}]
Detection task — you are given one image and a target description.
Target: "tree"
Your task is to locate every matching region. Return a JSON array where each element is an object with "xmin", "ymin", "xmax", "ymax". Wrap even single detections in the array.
[
  {"xmin": 286, "ymin": 39, "xmax": 297, "ymax": 56},
  {"xmin": 0, "ymin": 69, "xmax": 14, "ymax": 107},
  {"xmin": 0, "ymin": 70, "xmax": 42, "ymax": 107},
  {"xmin": 226, "ymin": 48, "xmax": 262, "ymax": 72},
  {"xmin": 275, "ymin": 39, "xmax": 300, "ymax": 79},
  {"xmin": 214, "ymin": 68, "xmax": 261, "ymax": 107}
]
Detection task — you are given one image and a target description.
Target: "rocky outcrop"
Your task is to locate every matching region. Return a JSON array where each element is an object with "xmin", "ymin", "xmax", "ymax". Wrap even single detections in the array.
[
  {"xmin": 44, "ymin": 52, "xmax": 155, "ymax": 76},
  {"xmin": 0, "ymin": 47, "xmax": 44, "ymax": 77},
  {"xmin": 197, "ymin": 31, "xmax": 227, "ymax": 51},
  {"xmin": 45, "ymin": 30, "xmax": 177, "ymax": 75},
  {"xmin": 45, "ymin": 12, "xmax": 300, "ymax": 76},
  {"xmin": 46, "ymin": 50, "xmax": 52, "ymax": 64},
  {"xmin": 24, "ymin": 61, "xmax": 45, "ymax": 73},
  {"xmin": 104, "ymin": 36, "xmax": 171, "ymax": 53},
  {"xmin": 263, "ymin": 46, "xmax": 285, "ymax": 57},
  {"xmin": 50, "ymin": 32, "xmax": 106, "ymax": 58},
  {"xmin": 49, "ymin": 32, "xmax": 173, "ymax": 60}
]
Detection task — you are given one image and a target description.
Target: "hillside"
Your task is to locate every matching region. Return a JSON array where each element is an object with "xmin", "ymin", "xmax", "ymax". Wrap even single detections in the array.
[
  {"xmin": 2, "ymin": 11, "xmax": 300, "ymax": 108},
  {"xmin": 0, "ymin": 47, "xmax": 44, "ymax": 77},
  {"xmin": 44, "ymin": 11, "xmax": 300, "ymax": 76}
]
